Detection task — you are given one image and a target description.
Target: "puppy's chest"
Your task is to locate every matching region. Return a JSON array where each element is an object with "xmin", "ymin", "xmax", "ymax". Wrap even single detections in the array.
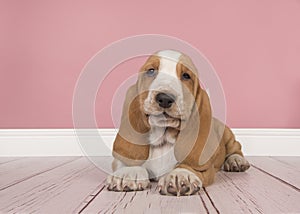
[
  {"xmin": 143, "ymin": 128, "xmax": 179, "ymax": 179},
  {"xmin": 148, "ymin": 127, "xmax": 179, "ymax": 146}
]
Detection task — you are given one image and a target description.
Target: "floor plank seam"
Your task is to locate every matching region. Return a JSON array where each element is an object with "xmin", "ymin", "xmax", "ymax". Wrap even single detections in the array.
[
  {"xmin": 123, "ymin": 191, "xmax": 137, "ymax": 209},
  {"xmin": 0, "ymin": 157, "xmax": 81, "ymax": 191},
  {"xmin": 269, "ymin": 156, "xmax": 300, "ymax": 170},
  {"xmin": 0, "ymin": 157, "xmax": 23, "ymax": 165},
  {"xmin": 78, "ymin": 182, "xmax": 106, "ymax": 213},
  {"xmin": 203, "ymin": 188, "xmax": 220, "ymax": 214},
  {"xmin": 221, "ymin": 172, "xmax": 264, "ymax": 213},
  {"xmin": 198, "ymin": 193, "xmax": 209, "ymax": 214},
  {"xmin": 109, "ymin": 192, "xmax": 128, "ymax": 214},
  {"xmin": 251, "ymin": 164, "xmax": 300, "ymax": 192}
]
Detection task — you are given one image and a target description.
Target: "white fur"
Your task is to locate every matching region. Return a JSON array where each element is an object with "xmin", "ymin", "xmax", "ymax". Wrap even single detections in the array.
[
  {"xmin": 143, "ymin": 142, "xmax": 177, "ymax": 180},
  {"xmin": 159, "ymin": 168, "xmax": 202, "ymax": 187},
  {"xmin": 148, "ymin": 114, "xmax": 180, "ymax": 129},
  {"xmin": 107, "ymin": 166, "xmax": 150, "ymax": 191},
  {"xmin": 148, "ymin": 56, "xmax": 182, "ymax": 93},
  {"xmin": 145, "ymin": 50, "xmax": 183, "ymax": 143},
  {"xmin": 112, "ymin": 139, "xmax": 178, "ymax": 180},
  {"xmin": 148, "ymin": 126, "xmax": 165, "ymax": 146},
  {"xmin": 144, "ymin": 50, "xmax": 183, "ymax": 179},
  {"xmin": 144, "ymin": 50, "xmax": 184, "ymax": 112},
  {"xmin": 158, "ymin": 168, "xmax": 202, "ymax": 196}
]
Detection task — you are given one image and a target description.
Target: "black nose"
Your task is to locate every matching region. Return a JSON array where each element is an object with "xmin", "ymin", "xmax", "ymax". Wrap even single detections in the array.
[{"xmin": 155, "ymin": 93, "xmax": 175, "ymax": 108}]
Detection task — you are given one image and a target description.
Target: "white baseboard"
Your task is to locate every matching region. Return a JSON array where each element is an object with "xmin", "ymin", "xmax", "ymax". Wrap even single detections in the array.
[{"xmin": 0, "ymin": 129, "xmax": 299, "ymax": 156}]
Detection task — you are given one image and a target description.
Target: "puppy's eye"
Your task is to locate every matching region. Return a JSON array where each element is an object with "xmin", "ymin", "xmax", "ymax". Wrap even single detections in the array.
[
  {"xmin": 182, "ymin": 72, "xmax": 191, "ymax": 80},
  {"xmin": 145, "ymin": 68, "xmax": 156, "ymax": 77}
]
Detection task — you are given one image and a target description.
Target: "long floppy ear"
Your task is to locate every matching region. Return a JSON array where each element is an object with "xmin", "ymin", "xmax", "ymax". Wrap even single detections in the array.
[
  {"xmin": 174, "ymin": 82, "xmax": 214, "ymax": 170},
  {"xmin": 112, "ymin": 83, "xmax": 150, "ymax": 166}
]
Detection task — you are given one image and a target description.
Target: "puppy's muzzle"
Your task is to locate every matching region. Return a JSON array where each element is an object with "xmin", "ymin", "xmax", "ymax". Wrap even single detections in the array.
[{"xmin": 155, "ymin": 92, "xmax": 175, "ymax": 109}]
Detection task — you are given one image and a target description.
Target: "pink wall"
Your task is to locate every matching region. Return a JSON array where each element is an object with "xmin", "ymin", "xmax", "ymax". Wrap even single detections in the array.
[{"xmin": 0, "ymin": 0, "xmax": 299, "ymax": 128}]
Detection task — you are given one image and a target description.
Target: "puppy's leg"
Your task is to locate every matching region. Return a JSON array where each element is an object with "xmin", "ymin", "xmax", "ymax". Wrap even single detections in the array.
[
  {"xmin": 223, "ymin": 126, "xmax": 250, "ymax": 172},
  {"xmin": 107, "ymin": 159, "xmax": 150, "ymax": 192},
  {"xmin": 158, "ymin": 164, "xmax": 215, "ymax": 196}
]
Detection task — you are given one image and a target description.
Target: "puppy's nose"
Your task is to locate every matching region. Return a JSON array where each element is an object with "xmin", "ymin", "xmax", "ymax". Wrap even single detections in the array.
[{"xmin": 155, "ymin": 93, "xmax": 175, "ymax": 108}]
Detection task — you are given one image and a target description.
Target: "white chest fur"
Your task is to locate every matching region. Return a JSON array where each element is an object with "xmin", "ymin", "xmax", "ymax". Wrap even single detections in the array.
[{"xmin": 143, "ymin": 128, "xmax": 178, "ymax": 180}]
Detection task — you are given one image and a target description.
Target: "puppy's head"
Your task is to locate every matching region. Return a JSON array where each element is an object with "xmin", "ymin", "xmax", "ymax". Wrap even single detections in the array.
[{"xmin": 137, "ymin": 50, "xmax": 200, "ymax": 129}]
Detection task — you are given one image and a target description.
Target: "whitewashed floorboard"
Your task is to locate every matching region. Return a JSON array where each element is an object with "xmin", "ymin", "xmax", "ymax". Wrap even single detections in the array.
[
  {"xmin": 81, "ymin": 183, "xmax": 217, "ymax": 214},
  {"xmin": 0, "ymin": 157, "xmax": 299, "ymax": 213},
  {"xmin": 0, "ymin": 157, "xmax": 106, "ymax": 213},
  {"xmin": 0, "ymin": 157, "xmax": 22, "ymax": 165},
  {"xmin": 271, "ymin": 156, "xmax": 300, "ymax": 170},
  {"xmin": 0, "ymin": 157, "xmax": 78, "ymax": 191},
  {"xmin": 248, "ymin": 156, "xmax": 300, "ymax": 189},
  {"xmin": 204, "ymin": 167, "xmax": 300, "ymax": 213}
]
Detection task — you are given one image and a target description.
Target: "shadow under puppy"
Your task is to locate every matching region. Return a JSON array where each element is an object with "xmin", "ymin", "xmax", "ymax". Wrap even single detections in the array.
[{"xmin": 107, "ymin": 50, "xmax": 250, "ymax": 196}]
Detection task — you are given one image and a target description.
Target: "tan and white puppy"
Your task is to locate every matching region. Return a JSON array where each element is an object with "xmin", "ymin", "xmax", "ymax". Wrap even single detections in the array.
[{"xmin": 107, "ymin": 50, "xmax": 250, "ymax": 196}]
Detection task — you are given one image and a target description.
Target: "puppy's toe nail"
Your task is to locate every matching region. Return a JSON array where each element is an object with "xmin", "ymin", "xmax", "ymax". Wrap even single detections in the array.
[
  {"xmin": 179, "ymin": 186, "xmax": 190, "ymax": 195},
  {"xmin": 158, "ymin": 185, "xmax": 162, "ymax": 192},
  {"xmin": 168, "ymin": 182, "xmax": 173, "ymax": 187},
  {"xmin": 159, "ymin": 189, "xmax": 166, "ymax": 195},
  {"xmin": 112, "ymin": 184, "xmax": 117, "ymax": 190},
  {"xmin": 167, "ymin": 185, "xmax": 177, "ymax": 196},
  {"xmin": 192, "ymin": 182, "xmax": 201, "ymax": 192},
  {"xmin": 123, "ymin": 185, "xmax": 131, "ymax": 191},
  {"xmin": 231, "ymin": 163, "xmax": 239, "ymax": 171},
  {"xmin": 138, "ymin": 183, "xmax": 146, "ymax": 191}
]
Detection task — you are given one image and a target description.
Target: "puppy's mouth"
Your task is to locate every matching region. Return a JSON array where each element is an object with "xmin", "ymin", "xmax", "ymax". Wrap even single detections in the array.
[
  {"xmin": 146, "ymin": 112, "xmax": 181, "ymax": 128},
  {"xmin": 146, "ymin": 112, "xmax": 180, "ymax": 120},
  {"xmin": 162, "ymin": 112, "xmax": 179, "ymax": 119}
]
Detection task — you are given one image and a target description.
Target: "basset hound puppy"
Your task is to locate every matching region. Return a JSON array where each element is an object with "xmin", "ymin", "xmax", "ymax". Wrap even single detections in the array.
[{"xmin": 107, "ymin": 50, "xmax": 250, "ymax": 196}]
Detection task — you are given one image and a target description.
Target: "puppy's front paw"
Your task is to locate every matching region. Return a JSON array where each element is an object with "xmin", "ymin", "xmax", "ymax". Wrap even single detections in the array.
[
  {"xmin": 224, "ymin": 154, "xmax": 250, "ymax": 172},
  {"xmin": 107, "ymin": 166, "xmax": 150, "ymax": 192},
  {"xmin": 158, "ymin": 168, "xmax": 202, "ymax": 196}
]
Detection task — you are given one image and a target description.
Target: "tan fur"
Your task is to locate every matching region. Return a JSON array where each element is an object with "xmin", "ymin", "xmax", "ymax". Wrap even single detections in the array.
[{"xmin": 112, "ymin": 85, "xmax": 150, "ymax": 166}]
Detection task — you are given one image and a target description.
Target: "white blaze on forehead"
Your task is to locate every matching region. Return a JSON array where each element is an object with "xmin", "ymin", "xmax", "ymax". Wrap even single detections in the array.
[
  {"xmin": 149, "ymin": 50, "xmax": 183, "ymax": 92},
  {"xmin": 156, "ymin": 50, "xmax": 182, "ymax": 78},
  {"xmin": 156, "ymin": 50, "xmax": 181, "ymax": 77}
]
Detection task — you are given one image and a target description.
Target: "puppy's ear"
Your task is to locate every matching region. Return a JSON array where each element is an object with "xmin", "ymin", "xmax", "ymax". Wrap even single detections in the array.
[
  {"xmin": 175, "ymin": 81, "xmax": 213, "ymax": 169},
  {"xmin": 112, "ymin": 55, "xmax": 160, "ymax": 167},
  {"xmin": 112, "ymin": 84, "xmax": 150, "ymax": 166},
  {"xmin": 195, "ymin": 85, "xmax": 212, "ymax": 125},
  {"xmin": 128, "ymin": 89, "xmax": 150, "ymax": 134}
]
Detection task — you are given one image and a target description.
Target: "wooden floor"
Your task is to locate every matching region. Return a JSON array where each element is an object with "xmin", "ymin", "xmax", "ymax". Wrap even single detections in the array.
[{"xmin": 0, "ymin": 157, "xmax": 299, "ymax": 213}]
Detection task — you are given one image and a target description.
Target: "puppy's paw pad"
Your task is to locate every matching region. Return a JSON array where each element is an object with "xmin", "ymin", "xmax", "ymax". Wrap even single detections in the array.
[
  {"xmin": 107, "ymin": 166, "xmax": 150, "ymax": 192},
  {"xmin": 158, "ymin": 168, "xmax": 202, "ymax": 196},
  {"xmin": 224, "ymin": 154, "xmax": 250, "ymax": 172}
]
